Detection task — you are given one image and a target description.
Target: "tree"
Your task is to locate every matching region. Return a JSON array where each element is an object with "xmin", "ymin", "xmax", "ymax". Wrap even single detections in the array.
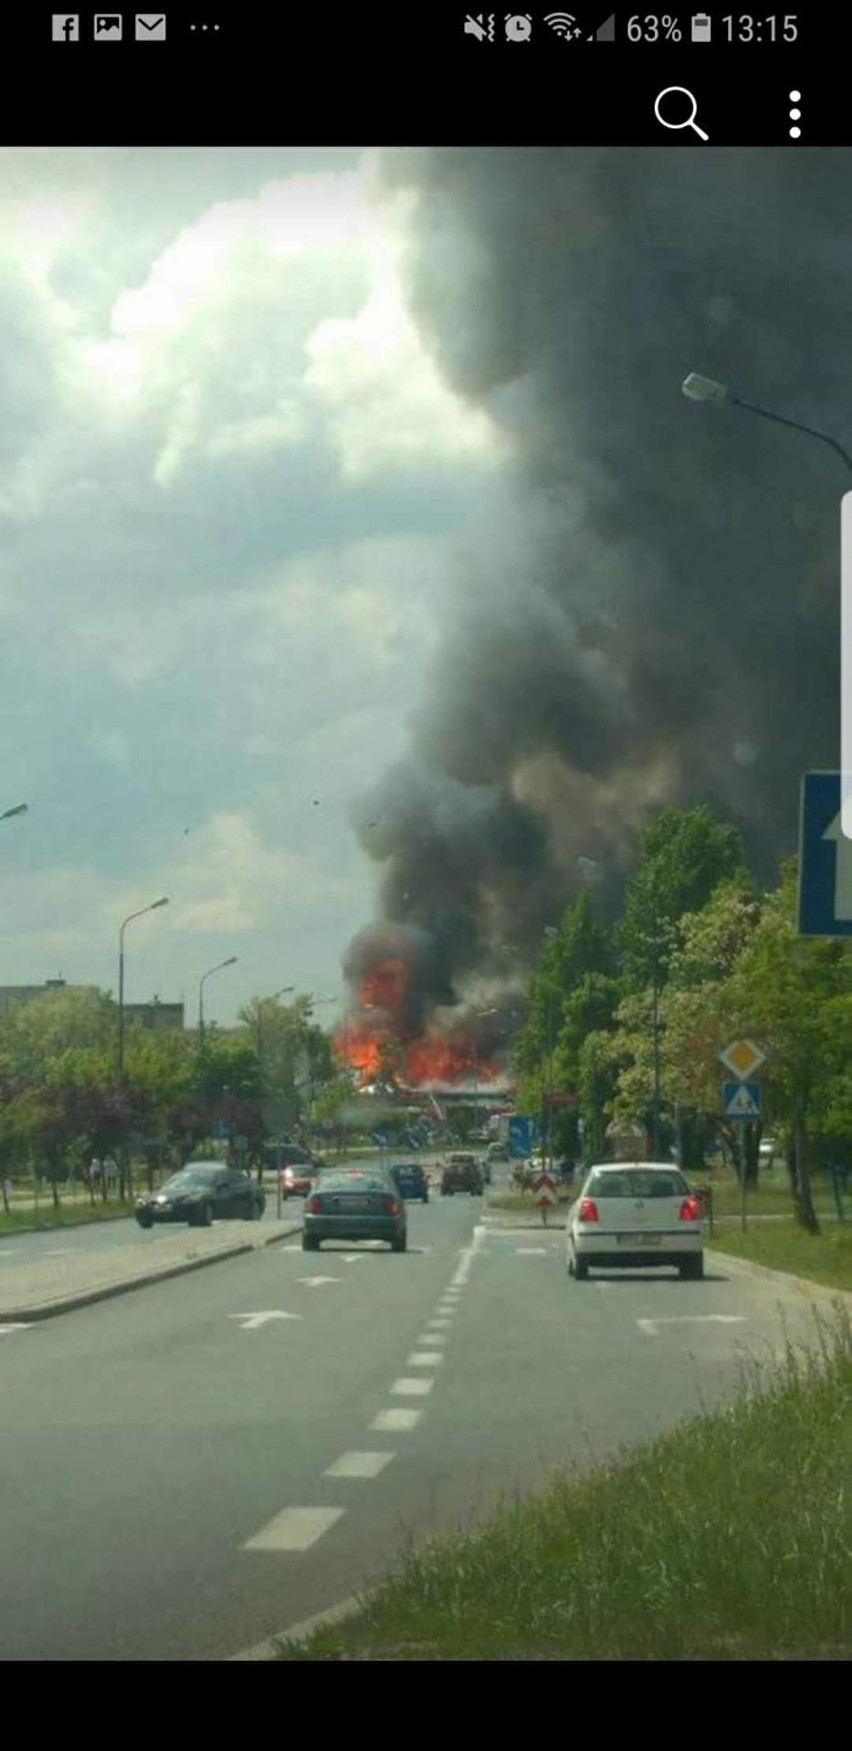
[
  {"xmin": 619, "ymin": 806, "xmax": 748, "ymax": 990},
  {"xmin": 725, "ymin": 858, "xmax": 852, "ymax": 1231}
]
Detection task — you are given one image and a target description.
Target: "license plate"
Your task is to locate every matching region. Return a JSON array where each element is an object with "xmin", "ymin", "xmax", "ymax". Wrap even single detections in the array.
[
  {"xmin": 337, "ymin": 1196, "xmax": 370, "ymax": 1211},
  {"xmin": 618, "ymin": 1233, "xmax": 661, "ymax": 1246}
]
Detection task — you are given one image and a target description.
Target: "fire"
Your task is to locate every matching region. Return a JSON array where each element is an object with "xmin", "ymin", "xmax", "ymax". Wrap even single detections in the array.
[{"xmin": 335, "ymin": 943, "xmax": 504, "ymax": 1089}]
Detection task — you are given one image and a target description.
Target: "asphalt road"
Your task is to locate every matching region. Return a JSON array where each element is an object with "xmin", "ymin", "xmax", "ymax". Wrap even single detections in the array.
[{"xmin": 0, "ymin": 1176, "xmax": 837, "ymax": 1662}]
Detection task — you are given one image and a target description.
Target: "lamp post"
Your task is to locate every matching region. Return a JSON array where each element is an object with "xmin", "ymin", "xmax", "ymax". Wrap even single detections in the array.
[
  {"xmin": 257, "ymin": 984, "xmax": 295, "ymax": 1080},
  {"xmin": 542, "ymin": 927, "xmax": 558, "ymax": 1170},
  {"xmin": 198, "ymin": 956, "xmax": 238, "ymax": 1055},
  {"xmin": 117, "ymin": 896, "xmax": 169, "ymax": 1198},
  {"xmin": 1, "ymin": 803, "xmax": 28, "ymax": 822},
  {"xmin": 681, "ymin": 373, "xmax": 852, "ymax": 478}
]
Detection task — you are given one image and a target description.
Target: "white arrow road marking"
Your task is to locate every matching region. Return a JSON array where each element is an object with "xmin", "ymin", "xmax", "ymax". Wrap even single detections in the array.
[
  {"xmin": 243, "ymin": 1507, "xmax": 345, "ymax": 1553},
  {"xmin": 229, "ymin": 1311, "xmax": 303, "ymax": 1330},
  {"xmin": 823, "ymin": 810, "xmax": 852, "ymax": 921},
  {"xmin": 340, "ymin": 1254, "xmax": 369, "ymax": 1263},
  {"xmin": 0, "ymin": 1323, "xmax": 31, "ymax": 1335},
  {"xmin": 370, "ymin": 1408, "xmax": 423, "ymax": 1432},
  {"xmin": 323, "ymin": 1451, "xmax": 395, "ymax": 1479},
  {"xmin": 391, "ymin": 1376, "xmax": 434, "ymax": 1397},
  {"xmin": 638, "ymin": 1315, "xmax": 746, "ymax": 1338},
  {"xmin": 297, "ymin": 1276, "xmax": 341, "ymax": 1288},
  {"xmin": 516, "ymin": 1246, "xmax": 549, "ymax": 1255}
]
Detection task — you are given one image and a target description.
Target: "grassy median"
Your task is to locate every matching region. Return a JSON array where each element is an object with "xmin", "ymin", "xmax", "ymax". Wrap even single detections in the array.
[
  {"xmin": 709, "ymin": 1220, "xmax": 852, "ymax": 1293},
  {"xmin": 0, "ymin": 1198, "xmax": 134, "ymax": 1232},
  {"xmin": 277, "ymin": 1306, "xmax": 852, "ymax": 1662}
]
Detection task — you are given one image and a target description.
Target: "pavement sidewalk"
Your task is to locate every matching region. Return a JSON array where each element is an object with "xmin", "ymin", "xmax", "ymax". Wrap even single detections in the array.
[{"xmin": 0, "ymin": 1219, "xmax": 302, "ymax": 1322}]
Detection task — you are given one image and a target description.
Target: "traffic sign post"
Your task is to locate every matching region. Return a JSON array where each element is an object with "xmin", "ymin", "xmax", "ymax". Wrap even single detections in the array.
[
  {"xmin": 798, "ymin": 772, "xmax": 852, "ymax": 937},
  {"xmin": 534, "ymin": 1170, "xmax": 557, "ymax": 1226},
  {"xmin": 717, "ymin": 1040, "xmax": 767, "ymax": 1234}
]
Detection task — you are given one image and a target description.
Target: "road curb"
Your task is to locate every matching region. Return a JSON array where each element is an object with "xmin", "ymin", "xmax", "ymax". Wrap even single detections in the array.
[
  {"xmin": 706, "ymin": 1246, "xmax": 852, "ymax": 1305},
  {"xmin": 0, "ymin": 1223, "xmax": 303, "ymax": 1322},
  {"xmin": 228, "ymin": 1593, "xmax": 368, "ymax": 1661}
]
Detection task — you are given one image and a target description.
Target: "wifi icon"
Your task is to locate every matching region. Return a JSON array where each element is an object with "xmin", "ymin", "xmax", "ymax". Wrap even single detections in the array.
[{"xmin": 545, "ymin": 10, "xmax": 581, "ymax": 37}]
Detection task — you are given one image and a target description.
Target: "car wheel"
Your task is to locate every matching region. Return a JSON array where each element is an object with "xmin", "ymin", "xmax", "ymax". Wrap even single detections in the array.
[
  {"xmin": 391, "ymin": 1233, "xmax": 407, "ymax": 1253},
  {"xmin": 422, "ymin": 1194, "xmax": 429, "ymax": 1203},
  {"xmin": 573, "ymin": 1253, "xmax": 589, "ymax": 1280},
  {"xmin": 247, "ymin": 1199, "xmax": 262, "ymax": 1220},
  {"xmin": 136, "ymin": 1213, "xmax": 153, "ymax": 1230},
  {"xmin": 194, "ymin": 1202, "xmax": 213, "ymax": 1228},
  {"xmin": 302, "ymin": 1234, "xmax": 319, "ymax": 1251},
  {"xmin": 679, "ymin": 1255, "xmax": 704, "ymax": 1280}
]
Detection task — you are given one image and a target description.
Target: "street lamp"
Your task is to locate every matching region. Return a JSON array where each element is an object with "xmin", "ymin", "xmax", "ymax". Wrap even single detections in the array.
[
  {"xmin": 198, "ymin": 956, "xmax": 238, "ymax": 1054},
  {"xmin": 1, "ymin": 803, "xmax": 28, "ymax": 821},
  {"xmin": 681, "ymin": 373, "xmax": 852, "ymax": 478},
  {"xmin": 117, "ymin": 896, "xmax": 169, "ymax": 1199},
  {"xmin": 118, "ymin": 898, "xmax": 170, "ymax": 1082},
  {"xmin": 543, "ymin": 926, "xmax": 558, "ymax": 1170}
]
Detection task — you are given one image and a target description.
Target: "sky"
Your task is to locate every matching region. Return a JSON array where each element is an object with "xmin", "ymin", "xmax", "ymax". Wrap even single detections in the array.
[{"xmin": 0, "ymin": 147, "xmax": 508, "ymax": 1028}]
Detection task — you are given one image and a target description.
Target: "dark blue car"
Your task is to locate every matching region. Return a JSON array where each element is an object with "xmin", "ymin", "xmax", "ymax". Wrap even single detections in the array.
[{"xmin": 388, "ymin": 1162, "xmax": 430, "ymax": 1203}]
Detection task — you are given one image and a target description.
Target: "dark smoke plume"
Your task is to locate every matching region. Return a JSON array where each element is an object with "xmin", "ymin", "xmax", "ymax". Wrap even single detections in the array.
[{"xmin": 349, "ymin": 148, "xmax": 846, "ymax": 1014}]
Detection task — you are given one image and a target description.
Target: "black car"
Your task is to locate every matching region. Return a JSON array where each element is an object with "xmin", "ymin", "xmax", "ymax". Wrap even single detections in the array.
[
  {"xmin": 388, "ymin": 1162, "xmax": 430, "ymax": 1203},
  {"xmin": 135, "ymin": 1162, "xmax": 265, "ymax": 1229},
  {"xmin": 441, "ymin": 1154, "xmax": 484, "ymax": 1196}
]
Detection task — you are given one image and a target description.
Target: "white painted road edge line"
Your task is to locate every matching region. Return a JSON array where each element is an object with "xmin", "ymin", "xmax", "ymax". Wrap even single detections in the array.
[
  {"xmin": 390, "ymin": 1376, "xmax": 434, "ymax": 1397},
  {"xmin": 322, "ymin": 1451, "xmax": 395, "ymax": 1479},
  {"xmin": 370, "ymin": 1408, "xmax": 423, "ymax": 1432},
  {"xmin": 229, "ymin": 1593, "xmax": 366, "ymax": 1661},
  {"xmin": 242, "ymin": 1506, "xmax": 345, "ymax": 1553},
  {"xmin": 638, "ymin": 1315, "xmax": 746, "ymax": 1338},
  {"xmin": 450, "ymin": 1224, "xmax": 487, "ymax": 1288}
]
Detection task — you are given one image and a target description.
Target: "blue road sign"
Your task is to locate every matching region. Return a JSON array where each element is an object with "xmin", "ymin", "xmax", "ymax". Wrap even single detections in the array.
[
  {"xmin": 722, "ymin": 1081, "xmax": 762, "ymax": 1120},
  {"xmin": 798, "ymin": 772, "xmax": 852, "ymax": 937},
  {"xmin": 508, "ymin": 1116, "xmax": 535, "ymax": 1158}
]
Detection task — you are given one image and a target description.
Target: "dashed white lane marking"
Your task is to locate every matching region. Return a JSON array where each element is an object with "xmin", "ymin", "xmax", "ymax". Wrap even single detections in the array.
[
  {"xmin": 638, "ymin": 1315, "xmax": 745, "ymax": 1338},
  {"xmin": 323, "ymin": 1451, "xmax": 395, "ymax": 1479},
  {"xmin": 419, "ymin": 1332, "xmax": 446, "ymax": 1346},
  {"xmin": 0, "ymin": 1324, "xmax": 31, "ymax": 1335},
  {"xmin": 230, "ymin": 1311, "xmax": 302, "ymax": 1330},
  {"xmin": 407, "ymin": 1351, "xmax": 443, "ymax": 1367},
  {"xmin": 370, "ymin": 1408, "xmax": 423, "ymax": 1432},
  {"xmin": 243, "ymin": 1507, "xmax": 345, "ymax": 1552},
  {"xmin": 451, "ymin": 1225, "xmax": 482, "ymax": 1295},
  {"xmin": 391, "ymin": 1376, "xmax": 434, "ymax": 1397},
  {"xmin": 429, "ymin": 1315, "xmax": 453, "ymax": 1328}
]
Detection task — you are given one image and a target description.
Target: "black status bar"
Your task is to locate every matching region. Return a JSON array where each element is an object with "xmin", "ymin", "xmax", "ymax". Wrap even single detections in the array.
[{"xmin": 9, "ymin": 8, "xmax": 847, "ymax": 144}]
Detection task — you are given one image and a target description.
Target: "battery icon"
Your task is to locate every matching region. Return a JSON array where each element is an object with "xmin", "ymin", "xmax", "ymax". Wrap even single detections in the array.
[{"xmin": 691, "ymin": 13, "xmax": 712, "ymax": 38}]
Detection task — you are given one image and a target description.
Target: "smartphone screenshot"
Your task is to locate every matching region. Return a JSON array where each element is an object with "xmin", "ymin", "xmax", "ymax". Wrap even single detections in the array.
[{"xmin": 1, "ymin": 3, "xmax": 848, "ymax": 1672}]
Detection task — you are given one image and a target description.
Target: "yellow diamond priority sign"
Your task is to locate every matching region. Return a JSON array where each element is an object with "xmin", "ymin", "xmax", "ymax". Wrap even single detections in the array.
[{"xmin": 718, "ymin": 1038, "xmax": 766, "ymax": 1080}]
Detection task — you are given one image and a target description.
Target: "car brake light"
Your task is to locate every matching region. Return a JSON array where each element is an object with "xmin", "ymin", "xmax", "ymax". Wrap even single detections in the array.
[
  {"xmin": 679, "ymin": 1195, "xmax": 702, "ymax": 1222},
  {"xmin": 578, "ymin": 1198, "xmax": 599, "ymax": 1223},
  {"xmin": 386, "ymin": 1197, "xmax": 402, "ymax": 1217},
  {"xmin": 306, "ymin": 1195, "xmax": 323, "ymax": 1214}
]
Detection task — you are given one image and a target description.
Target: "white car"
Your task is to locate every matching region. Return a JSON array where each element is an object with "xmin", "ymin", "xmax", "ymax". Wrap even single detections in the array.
[{"xmin": 566, "ymin": 1161, "xmax": 704, "ymax": 1281}]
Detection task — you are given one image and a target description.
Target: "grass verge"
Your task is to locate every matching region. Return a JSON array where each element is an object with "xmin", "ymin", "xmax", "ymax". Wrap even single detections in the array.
[
  {"xmin": 0, "ymin": 1199, "xmax": 133, "ymax": 1233},
  {"xmin": 709, "ymin": 1218, "xmax": 852, "ymax": 1293},
  {"xmin": 277, "ymin": 1306, "xmax": 852, "ymax": 1661}
]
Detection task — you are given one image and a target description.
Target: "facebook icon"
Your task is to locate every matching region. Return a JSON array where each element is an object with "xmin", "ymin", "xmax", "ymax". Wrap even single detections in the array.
[{"xmin": 52, "ymin": 14, "xmax": 80, "ymax": 39}]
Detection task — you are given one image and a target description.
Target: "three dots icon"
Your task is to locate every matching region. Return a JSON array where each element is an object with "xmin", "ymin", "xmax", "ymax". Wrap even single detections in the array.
[{"xmin": 789, "ymin": 90, "xmax": 802, "ymax": 140}]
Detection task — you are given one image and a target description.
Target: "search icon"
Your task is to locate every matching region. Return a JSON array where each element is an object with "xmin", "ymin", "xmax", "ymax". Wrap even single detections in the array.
[{"xmin": 654, "ymin": 87, "xmax": 709, "ymax": 140}]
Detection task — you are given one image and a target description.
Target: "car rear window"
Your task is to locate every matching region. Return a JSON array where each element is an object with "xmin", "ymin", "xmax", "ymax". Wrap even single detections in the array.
[
  {"xmin": 317, "ymin": 1172, "xmax": 392, "ymax": 1193},
  {"xmin": 587, "ymin": 1170, "xmax": 689, "ymax": 1199}
]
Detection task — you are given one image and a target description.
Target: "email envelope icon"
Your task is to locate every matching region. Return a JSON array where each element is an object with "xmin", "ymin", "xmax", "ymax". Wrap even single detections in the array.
[{"xmin": 135, "ymin": 12, "xmax": 166, "ymax": 37}]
